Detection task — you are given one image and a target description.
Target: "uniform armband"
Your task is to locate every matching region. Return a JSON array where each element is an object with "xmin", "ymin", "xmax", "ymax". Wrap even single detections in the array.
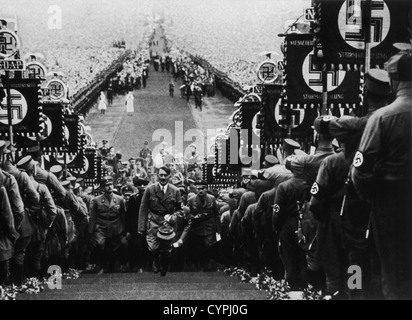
[
  {"xmin": 352, "ymin": 151, "xmax": 374, "ymax": 173},
  {"xmin": 310, "ymin": 182, "xmax": 328, "ymax": 200}
]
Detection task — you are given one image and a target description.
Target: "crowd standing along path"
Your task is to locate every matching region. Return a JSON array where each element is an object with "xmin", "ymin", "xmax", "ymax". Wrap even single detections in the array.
[{"xmin": 85, "ymin": 36, "xmax": 234, "ymax": 161}]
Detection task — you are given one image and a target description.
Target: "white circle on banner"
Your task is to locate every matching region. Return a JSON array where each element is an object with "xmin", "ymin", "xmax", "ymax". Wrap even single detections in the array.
[
  {"xmin": 55, "ymin": 153, "xmax": 76, "ymax": 165},
  {"xmin": 302, "ymin": 50, "xmax": 346, "ymax": 92},
  {"xmin": 252, "ymin": 113, "xmax": 261, "ymax": 137},
  {"xmin": 26, "ymin": 62, "xmax": 47, "ymax": 79},
  {"xmin": 27, "ymin": 115, "xmax": 53, "ymax": 141},
  {"xmin": 0, "ymin": 89, "xmax": 28, "ymax": 125},
  {"xmin": 353, "ymin": 151, "xmax": 364, "ymax": 167},
  {"xmin": 338, "ymin": 0, "xmax": 390, "ymax": 50},
  {"xmin": 64, "ymin": 125, "xmax": 70, "ymax": 141},
  {"xmin": 78, "ymin": 157, "xmax": 89, "ymax": 175},
  {"xmin": 257, "ymin": 60, "xmax": 279, "ymax": 84},
  {"xmin": 47, "ymin": 79, "xmax": 67, "ymax": 100}
]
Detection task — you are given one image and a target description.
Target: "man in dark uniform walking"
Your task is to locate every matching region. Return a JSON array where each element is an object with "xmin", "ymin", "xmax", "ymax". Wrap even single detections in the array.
[
  {"xmin": 187, "ymin": 182, "xmax": 221, "ymax": 271},
  {"xmin": 88, "ymin": 176, "xmax": 126, "ymax": 273},
  {"xmin": 138, "ymin": 166, "xmax": 182, "ymax": 276}
]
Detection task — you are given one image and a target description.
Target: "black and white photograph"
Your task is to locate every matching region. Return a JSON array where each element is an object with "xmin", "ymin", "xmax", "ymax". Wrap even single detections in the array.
[{"xmin": 0, "ymin": 0, "xmax": 411, "ymax": 305}]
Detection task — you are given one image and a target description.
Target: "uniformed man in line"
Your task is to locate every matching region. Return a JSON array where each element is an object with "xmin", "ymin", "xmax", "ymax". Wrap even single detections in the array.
[
  {"xmin": 72, "ymin": 183, "xmax": 90, "ymax": 269},
  {"xmin": 252, "ymin": 187, "xmax": 283, "ymax": 279},
  {"xmin": 289, "ymin": 117, "xmax": 336, "ymax": 289},
  {"xmin": 1, "ymin": 142, "xmax": 40, "ymax": 286},
  {"xmin": 229, "ymin": 187, "xmax": 257, "ymax": 268},
  {"xmin": 170, "ymin": 186, "xmax": 192, "ymax": 272},
  {"xmin": 240, "ymin": 201, "xmax": 261, "ymax": 277},
  {"xmin": 41, "ymin": 203, "xmax": 68, "ymax": 274},
  {"xmin": 249, "ymin": 154, "xmax": 293, "ymax": 191},
  {"xmin": 88, "ymin": 176, "xmax": 127, "ymax": 274},
  {"xmin": 138, "ymin": 166, "xmax": 182, "ymax": 276},
  {"xmin": 228, "ymin": 156, "xmax": 282, "ymax": 267},
  {"xmin": 279, "ymin": 138, "xmax": 301, "ymax": 164},
  {"xmin": 24, "ymin": 146, "xmax": 66, "ymax": 201},
  {"xmin": 0, "ymin": 142, "xmax": 25, "ymax": 241},
  {"xmin": 76, "ymin": 183, "xmax": 94, "ymax": 213},
  {"xmin": 122, "ymin": 185, "xmax": 146, "ymax": 273},
  {"xmin": 0, "ymin": 185, "xmax": 16, "ymax": 285},
  {"xmin": 17, "ymin": 156, "xmax": 57, "ymax": 278},
  {"xmin": 187, "ymin": 182, "xmax": 220, "ymax": 271},
  {"xmin": 309, "ymin": 108, "xmax": 384, "ymax": 299},
  {"xmin": 57, "ymin": 178, "xmax": 89, "ymax": 270},
  {"xmin": 352, "ymin": 51, "xmax": 412, "ymax": 300},
  {"xmin": 272, "ymin": 155, "xmax": 311, "ymax": 290},
  {"xmin": 310, "ymin": 69, "xmax": 391, "ymax": 298},
  {"xmin": 49, "ymin": 164, "xmax": 73, "ymax": 181}
]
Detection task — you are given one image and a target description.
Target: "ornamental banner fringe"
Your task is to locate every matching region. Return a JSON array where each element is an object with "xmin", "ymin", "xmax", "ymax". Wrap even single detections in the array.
[{"xmin": 285, "ymin": 33, "xmax": 361, "ymax": 106}]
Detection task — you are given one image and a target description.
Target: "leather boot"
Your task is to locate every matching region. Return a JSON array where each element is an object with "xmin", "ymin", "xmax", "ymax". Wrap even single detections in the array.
[
  {"xmin": 152, "ymin": 250, "xmax": 160, "ymax": 273},
  {"xmin": 159, "ymin": 250, "xmax": 171, "ymax": 277}
]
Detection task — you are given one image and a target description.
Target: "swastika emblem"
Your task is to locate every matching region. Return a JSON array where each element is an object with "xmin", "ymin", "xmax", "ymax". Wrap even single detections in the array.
[
  {"xmin": 26, "ymin": 62, "xmax": 46, "ymax": 79},
  {"xmin": 303, "ymin": 50, "xmax": 346, "ymax": 92},
  {"xmin": 274, "ymin": 100, "xmax": 305, "ymax": 129},
  {"xmin": 273, "ymin": 204, "xmax": 280, "ymax": 213},
  {"xmin": 47, "ymin": 80, "xmax": 66, "ymax": 100},
  {"xmin": 0, "ymin": 89, "xmax": 28, "ymax": 125},
  {"xmin": 311, "ymin": 182, "xmax": 319, "ymax": 195},
  {"xmin": 353, "ymin": 151, "xmax": 364, "ymax": 167},
  {"xmin": 257, "ymin": 61, "xmax": 279, "ymax": 84},
  {"xmin": 0, "ymin": 30, "xmax": 20, "ymax": 58},
  {"xmin": 338, "ymin": 0, "xmax": 390, "ymax": 50}
]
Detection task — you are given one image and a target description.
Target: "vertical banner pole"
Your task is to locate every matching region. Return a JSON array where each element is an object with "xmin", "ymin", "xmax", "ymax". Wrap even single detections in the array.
[
  {"xmin": 5, "ymin": 71, "xmax": 14, "ymax": 145},
  {"xmin": 321, "ymin": 64, "xmax": 328, "ymax": 115},
  {"xmin": 364, "ymin": 0, "xmax": 372, "ymax": 73}
]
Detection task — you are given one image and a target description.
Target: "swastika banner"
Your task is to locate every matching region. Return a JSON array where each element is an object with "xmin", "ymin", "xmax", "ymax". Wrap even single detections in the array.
[
  {"xmin": 0, "ymin": 78, "xmax": 41, "ymax": 134},
  {"xmin": 39, "ymin": 103, "xmax": 64, "ymax": 150},
  {"xmin": 315, "ymin": 0, "xmax": 411, "ymax": 68},
  {"xmin": 64, "ymin": 114, "xmax": 81, "ymax": 154},
  {"xmin": 261, "ymin": 84, "xmax": 282, "ymax": 141},
  {"xmin": 13, "ymin": 103, "xmax": 64, "ymax": 149},
  {"xmin": 286, "ymin": 33, "xmax": 361, "ymax": 108},
  {"xmin": 44, "ymin": 149, "xmax": 84, "ymax": 171},
  {"xmin": 72, "ymin": 148, "xmax": 97, "ymax": 184}
]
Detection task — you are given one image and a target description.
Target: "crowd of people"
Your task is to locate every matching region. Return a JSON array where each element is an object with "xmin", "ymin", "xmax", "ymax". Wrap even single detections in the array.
[
  {"xmin": 1, "ymin": 1, "xmax": 411, "ymax": 301},
  {"xmin": 3, "ymin": 0, "xmax": 158, "ymax": 101},
  {"xmin": 162, "ymin": 0, "xmax": 302, "ymax": 88},
  {"xmin": 1, "ymin": 47, "xmax": 411, "ymax": 301}
]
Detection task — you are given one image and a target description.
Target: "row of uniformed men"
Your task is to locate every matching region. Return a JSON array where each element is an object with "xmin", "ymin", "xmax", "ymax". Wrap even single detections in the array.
[
  {"xmin": 224, "ymin": 48, "xmax": 412, "ymax": 300},
  {"xmin": 0, "ymin": 144, "xmax": 90, "ymax": 285}
]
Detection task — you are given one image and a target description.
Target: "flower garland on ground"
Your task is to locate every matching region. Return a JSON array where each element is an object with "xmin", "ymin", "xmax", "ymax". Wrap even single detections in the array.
[
  {"xmin": 223, "ymin": 266, "xmax": 324, "ymax": 300},
  {"xmin": 224, "ymin": 266, "xmax": 290, "ymax": 300},
  {"xmin": 0, "ymin": 269, "xmax": 81, "ymax": 300}
]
